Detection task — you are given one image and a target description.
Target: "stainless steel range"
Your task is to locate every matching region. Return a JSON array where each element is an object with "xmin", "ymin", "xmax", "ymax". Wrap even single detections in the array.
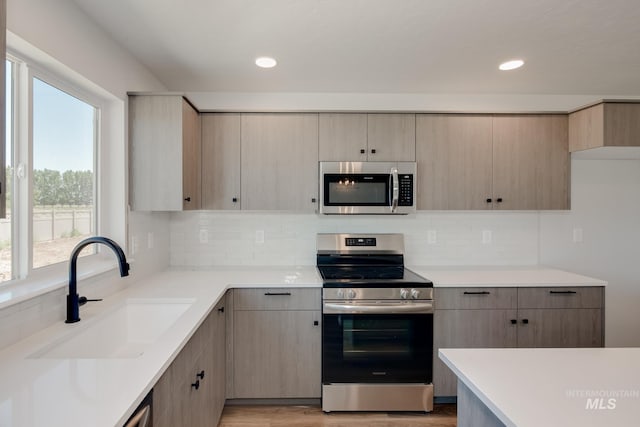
[{"xmin": 317, "ymin": 233, "xmax": 434, "ymax": 413}]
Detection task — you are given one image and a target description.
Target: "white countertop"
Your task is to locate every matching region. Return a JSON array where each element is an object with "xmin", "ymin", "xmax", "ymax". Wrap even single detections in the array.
[
  {"xmin": 0, "ymin": 265, "xmax": 605, "ymax": 427},
  {"xmin": 411, "ymin": 266, "xmax": 607, "ymax": 287},
  {"xmin": 0, "ymin": 266, "xmax": 321, "ymax": 427},
  {"xmin": 440, "ymin": 347, "xmax": 640, "ymax": 427}
]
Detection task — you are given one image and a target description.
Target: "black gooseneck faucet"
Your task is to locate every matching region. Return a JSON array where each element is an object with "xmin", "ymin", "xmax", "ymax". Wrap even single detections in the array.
[{"xmin": 66, "ymin": 236, "xmax": 130, "ymax": 323}]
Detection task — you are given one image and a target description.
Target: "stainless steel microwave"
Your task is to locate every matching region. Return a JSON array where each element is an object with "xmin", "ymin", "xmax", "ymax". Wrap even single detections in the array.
[{"xmin": 319, "ymin": 161, "xmax": 417, "ymax": 214}]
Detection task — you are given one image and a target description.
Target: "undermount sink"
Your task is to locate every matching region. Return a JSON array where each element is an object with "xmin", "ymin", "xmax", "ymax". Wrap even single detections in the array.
[{"xmin": 30, "ymin": 298, "xmax": 194, "ymax": 359}]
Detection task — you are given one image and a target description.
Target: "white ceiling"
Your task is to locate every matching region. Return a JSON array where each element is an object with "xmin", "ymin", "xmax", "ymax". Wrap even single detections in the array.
[{"xmin": 71, "ymin": 0, "xmax": 640, "ymax": 96}]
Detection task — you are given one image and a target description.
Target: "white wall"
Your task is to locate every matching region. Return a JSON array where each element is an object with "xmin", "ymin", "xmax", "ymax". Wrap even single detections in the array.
[
  {"xmin": 0, "ymin": 0, "xmax": 170, "ymax": 349},
  {"xmin": 540, "ymin": 159, "xmax": 640, "ymax": 347},
  {"xmin": 171, "ymin": 211, "xmax": 540, "ymax": 266}
]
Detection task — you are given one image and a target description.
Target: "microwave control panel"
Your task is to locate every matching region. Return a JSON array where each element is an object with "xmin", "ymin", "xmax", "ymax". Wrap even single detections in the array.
[{"xmin": 398, "ymin": 174, "xmax": 414, "ymax": 206}]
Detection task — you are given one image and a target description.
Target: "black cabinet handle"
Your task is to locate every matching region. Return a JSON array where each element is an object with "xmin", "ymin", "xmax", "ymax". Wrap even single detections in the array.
[
  {"xmin": 184, "ymin": 197, "xmax": 191, "ymax": 202},
  {"xmin": 313, "ymin": 320, "xmax": 319, "ymax": 326},
  {"xmin": 521, "ymin": 319, "xmax": 529, "ymax": 324},
  {"xmin": 510, "ymin": 319, "xmax": 517, "ymax": 325},
  {"xmin": 496, "ymin": 198, "xmax": 503, "ymax": 203},
  {"xmin": 486, "ymin": 198, "xmax": 492, "ymax": 203},
  {"xmin": 232, "ymin": 197, "xmax": 238, "ymax": 203},
  {"xmin": 371, "ymin": 149, "xmax": 377, "ymax": 154},
  {"xmin": 463, "ymin": 291, "xmax": 491, "ymax": 295},
  {"xmin": 191, "ymin": 380, "xmax": 200, "ymax": 390},
  {"xmin": 549, "ymin": 290, "xmax": 577, "ymax": 294},
  {"xmin": 218, "ymin": 306, "xmax": 225, "ymax": 313},
  {"xmin": 360, "ymin": 149, "xmax": 366, "ymax": 154},
  {"xmin": 264, "ymin": 292, "xmax": 292, "ymax": 296},
  {"xmin": 197, "ymin": 370, "xmax": 205, "ymax": 380},
  {"xmin": 311, "ymin": 198, "xmax": 317, "ymax": 203}
]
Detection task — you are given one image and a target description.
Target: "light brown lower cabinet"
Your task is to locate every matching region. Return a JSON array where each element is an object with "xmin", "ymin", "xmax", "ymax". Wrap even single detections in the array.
[
  {"xmin": 153, "ymin": 298, "xmax": 226, "ymax": 427},
  {"xmin": 433, "ymin": 286, "xmax": 604, "ymax": 397},
  {"xmin": 230, "ymin": 288, "xmax": 322, "ymax": 399}
]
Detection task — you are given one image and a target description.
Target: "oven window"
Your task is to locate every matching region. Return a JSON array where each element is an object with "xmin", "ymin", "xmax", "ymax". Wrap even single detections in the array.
[
  {"xmin": 342, "ymin": 318, "xmax": 413, "ymax": 361},
  {"xmin": 323, "ymin": 313, "xmax": 433, "ymax": 383},
  {"xmin": 324, "ymin": 174, "xmax": 390, "ymax": 206}
]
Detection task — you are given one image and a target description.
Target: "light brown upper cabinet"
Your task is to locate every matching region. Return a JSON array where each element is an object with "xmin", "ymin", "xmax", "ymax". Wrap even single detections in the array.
[
  {"xmin": 569, "ymin": 102, "xmax": 640, "ymax": 152},
  {"xmin": 416, "ymin": 114, "xmax": 569, "ymax": 210},
  {"xmin": 493, "ymin": 115, "xmax": 569, "ymax": 210},
  {"xmin": 201, "ymin": 113, "xmax": 241, "ymax": 210},
  {"xmin": 417, "ymin": 115, "xmax": 493, "ymax": 210},
  {"xmin": 319, "ymin": 113, "xmax": 415, "ymax": 161},
  {"xmin": 129, "ymin": 95, "xmax": 201, "ymax": 211},
  {"xmin": 240, "ymin": 113, "xmax": 319, "ymax": 211}
]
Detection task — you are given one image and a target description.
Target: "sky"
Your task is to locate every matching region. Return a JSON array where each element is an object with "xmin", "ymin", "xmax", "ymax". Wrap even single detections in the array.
[{"xmin": 6, "ymin": 60, "xmax": 95, "ymax": 173}]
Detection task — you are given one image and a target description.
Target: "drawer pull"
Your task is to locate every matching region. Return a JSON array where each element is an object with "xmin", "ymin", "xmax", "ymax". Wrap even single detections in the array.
[
  {"xmin": 549, "ymin": 290, "xmax": 577, "ymax": 294},
  {"xmin": 197, "ymin": 370, "xmax": 205, "ymax": 380},
  {"xmin": 191, "ymin": 380, "xmax": 200, "ymax": 390},
  {"xmin": 521, "ymin": 319, "xmax": 529, "ymax": 324},
  {"xmin": 463, "ymin": 291, "xmax": 491, "ymax": 295},
  {"xmin": 264, "ymin": 292, "xmax": 292, "ymax": 296},
  {"xmin": 510, "ymin": 319, "xmax": 517, "ymax": 325}
]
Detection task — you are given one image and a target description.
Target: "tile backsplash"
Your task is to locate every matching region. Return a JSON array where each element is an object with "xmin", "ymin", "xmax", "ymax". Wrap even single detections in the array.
[{"xmin": 170, "ymin": 211, "xmax": 540, "ymax": 267}]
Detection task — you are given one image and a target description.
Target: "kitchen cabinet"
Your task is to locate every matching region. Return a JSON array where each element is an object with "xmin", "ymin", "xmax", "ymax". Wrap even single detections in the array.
[
  {"xmin": 433, "ymin": 287, "xmax": 518, "ymax": 396},
  {"xmin": 230, "ymin": 288, "xmax": 321, "ymax": 398},
  {"xmin": 241, "ymin": 113, "xmax": 319, "ymax": 211},
  {"xmin": 516, "ymin": 287, "xmax": 603, "ymax": 347},
  {"xmin": 416, "ymin": 115, "xmax": 493, "ymax": 210},
  {"xmin": 492, "ymin": 115, "xmax": 569, "ymax": 210},
  {"xmin": 153, "ymin": 298, "xmax": 226, "ymax": 427},
  {"xmin": 569, "ymin": 102, "xmax": 640, "ymax": 152},
  {"xmin": 201, "ymin": 113, "xmax": 241, "ymax": 210},
  {"xmin": 433, "ymin": 286, "xmax": 604, "ymax": 397},
  {"xmin": 129, "ymin": 95, "xmax": 201, "ymax": 211},
  {"xmin": 416, "ymin": 114, "xmax": 569, "ymax": 210},
  {"xmin": 319, "ymin": 113, "xmax": 415, "ymax": 161}
]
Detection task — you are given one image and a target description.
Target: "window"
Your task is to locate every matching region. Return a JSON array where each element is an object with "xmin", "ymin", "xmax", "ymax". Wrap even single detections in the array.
[
  {"xmin": 2, "ymin": 55, "xmax": 100, "ymax": 284},
  {"xmin": 31, "ymin": 78, "xmax": 96, "ymax": 269}
]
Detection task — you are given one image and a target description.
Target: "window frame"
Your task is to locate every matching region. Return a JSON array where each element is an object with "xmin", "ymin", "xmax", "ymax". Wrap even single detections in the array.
[{"xmin": 2, "ymin": 49, "xmax": 122, "ymax": 288}]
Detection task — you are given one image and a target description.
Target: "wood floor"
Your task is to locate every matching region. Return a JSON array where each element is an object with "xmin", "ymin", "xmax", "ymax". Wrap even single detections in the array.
[{"xmin": 217, "ymin": 404, "xmax": 457, "ymax": 427}]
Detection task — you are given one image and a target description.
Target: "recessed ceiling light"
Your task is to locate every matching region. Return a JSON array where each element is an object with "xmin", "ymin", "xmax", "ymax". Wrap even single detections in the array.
[
  {"xmin": 499, "ymin": 59, "xmax": 524, "ymax": 71},
  {"xmin": 255, "ymin": 57, "xmax": 277, "ymax": 68}
]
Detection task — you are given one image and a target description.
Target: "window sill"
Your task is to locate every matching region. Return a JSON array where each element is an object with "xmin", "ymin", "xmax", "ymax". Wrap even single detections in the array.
[{"xmin": 0, "ymin": 255, "xmax": 126, "ymax": 311}]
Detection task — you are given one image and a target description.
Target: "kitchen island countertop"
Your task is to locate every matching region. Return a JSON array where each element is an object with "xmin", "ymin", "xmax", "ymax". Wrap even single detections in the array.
[{"xmin": 439, "ymin": 347, "xmax": 640, "ymax": 427}]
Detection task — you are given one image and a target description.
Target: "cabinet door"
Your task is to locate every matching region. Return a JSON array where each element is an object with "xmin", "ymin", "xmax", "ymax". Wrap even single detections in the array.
[
  {"xmin": 233, "ymin": 310, "xmax": 321, "ymax": 398},
  {"xmin": 129, "ymin": 95, "xmax": 184, "ymax": 211},
  {"xmin": 517, "ymin": 308, "xmax": 603, "ymax": 348},
  {"xmin": 201, "ymin": 113, "xmax": 241, "ymax": 210},
  {"xmin": 182, "ymin": 100, "xmax": 202, "ymax": 210},
  {"xmin": 211, "ymin": 300, "xmax": 226, "ymax": 424},
  {"xmin": 319, "ymin": 113, "xmax": 368, "ymax": 161},
  {"xmin": 367, "ymin": 114, "xmax": 416, "ymax": 161},
  {"xmin": 433, "ymin": 309, "xmax": 517, "ymax": 396},
  {"xmin": 492, "ymin": 115, "xmax": 569, "ymax": 210},
  {"xmin": 241, "ymin": 113, "xmax": 319, "ymax": 211},
  {"xmin": 416, "ymin": 115, "xmax": 493, "ymax": 209}
]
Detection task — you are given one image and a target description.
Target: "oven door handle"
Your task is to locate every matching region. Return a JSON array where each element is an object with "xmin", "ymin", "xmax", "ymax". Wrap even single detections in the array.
[{"xmin": 323, "ymin": 302, "xmax": 433, "ymax": 314}]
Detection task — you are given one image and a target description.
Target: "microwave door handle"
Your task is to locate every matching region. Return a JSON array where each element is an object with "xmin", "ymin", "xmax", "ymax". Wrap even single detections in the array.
[{"xmin": 390, "ymin": 167, "xmax": 399, "ymax": 213}]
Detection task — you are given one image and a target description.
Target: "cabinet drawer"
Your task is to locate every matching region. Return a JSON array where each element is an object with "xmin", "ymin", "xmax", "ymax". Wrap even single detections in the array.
[
  {"xmin": 234, "ymin": 288, "xmax": 321, "ymax": 310},
  {"xmin": 518, "ymin": 287, "xmax": 603, "ymax": 309},
  {"xmin": 435, "ymin": 287, "xmax": 517, "ymax": 310}
]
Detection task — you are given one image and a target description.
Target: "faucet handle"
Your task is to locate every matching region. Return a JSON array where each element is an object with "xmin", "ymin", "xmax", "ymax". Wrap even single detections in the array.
[{"xmin": 78, "ymin": 296, "xmax": 103, "ymax": 306}]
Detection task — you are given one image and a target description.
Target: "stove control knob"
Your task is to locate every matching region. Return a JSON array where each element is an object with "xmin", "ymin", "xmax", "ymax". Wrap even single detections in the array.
[
  {"xmin": 411, "ymin": 289, "xmax": 420, "ymax": 299},
  {"xmin": 336, "ymin": 289, "xmax": 344, "ymax": 299},
  {"xmin": 400, "ymin": 288, "xmax": 409, "ymax": 300},
  {"xmin": 347, "ymin": 289, "xmax": 357, "ymax": 299}
]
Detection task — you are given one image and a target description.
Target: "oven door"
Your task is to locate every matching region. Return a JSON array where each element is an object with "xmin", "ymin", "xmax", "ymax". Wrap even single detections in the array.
[{"xmin": 322, "ymin": 303, "xmax": 433, "ymax": 383}]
